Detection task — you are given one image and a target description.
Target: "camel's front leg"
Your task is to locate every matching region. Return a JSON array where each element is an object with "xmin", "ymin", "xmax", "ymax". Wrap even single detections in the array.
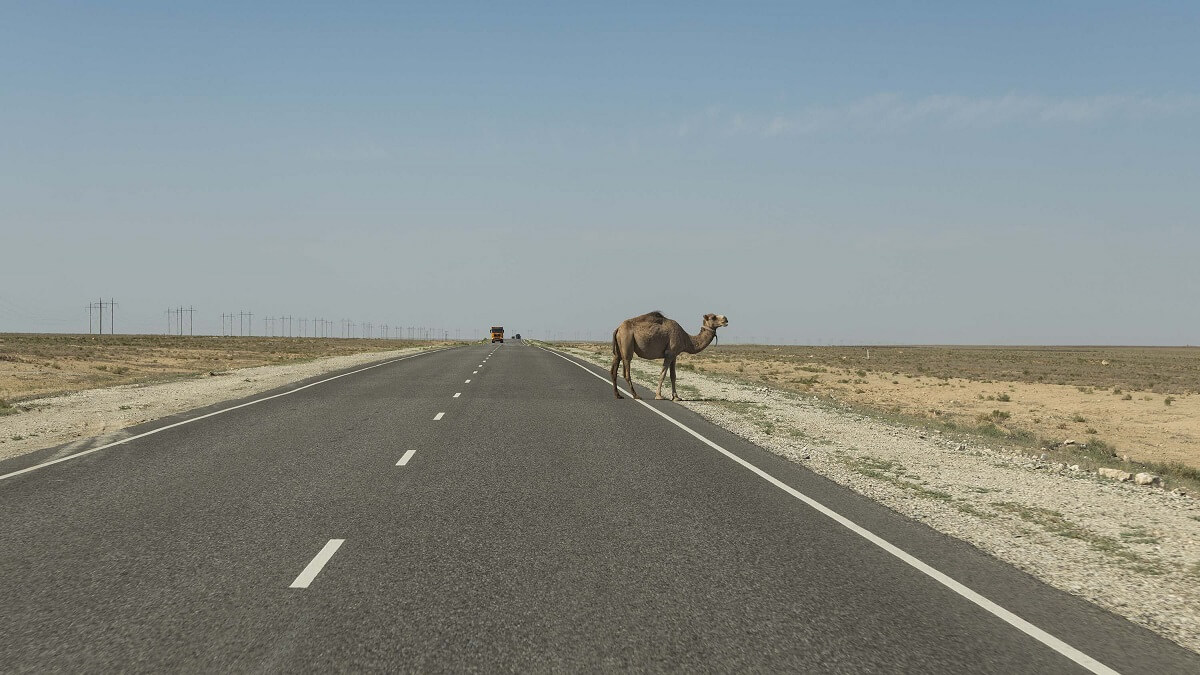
[
  {"xmin": 655, "ymin": 355, "xmax": 671, "ymax": 399},
  {"xmin": 670, "ymin": 359, "xmax": 682, "ymax": 401}
]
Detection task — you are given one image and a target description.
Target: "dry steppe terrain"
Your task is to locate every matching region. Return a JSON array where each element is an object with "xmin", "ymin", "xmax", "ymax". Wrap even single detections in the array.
[
  {"xmin": 0, "ymin": 333, "xmax": 444, "ymax": 407},
  {"xmin": 576, "ymin": 343, "xmax": 1200, "ymax": 484}
]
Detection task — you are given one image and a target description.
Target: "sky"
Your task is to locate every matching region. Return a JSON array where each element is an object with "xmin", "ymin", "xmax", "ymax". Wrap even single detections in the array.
[{"xmin": 1, "ymin": 1, "xmax": 1198, "ymax": 344}]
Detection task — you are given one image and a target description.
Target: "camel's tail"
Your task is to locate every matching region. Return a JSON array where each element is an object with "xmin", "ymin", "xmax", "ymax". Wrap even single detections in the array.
[{"xmin": 612, "ymin": 329, "xmax": 620, "ymax": 356}]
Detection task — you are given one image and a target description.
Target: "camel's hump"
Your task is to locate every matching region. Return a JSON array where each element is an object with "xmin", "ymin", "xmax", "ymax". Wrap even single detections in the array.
[{"xmin": 635, "ymin": 311, "xmax": 667, "ymax": 323}]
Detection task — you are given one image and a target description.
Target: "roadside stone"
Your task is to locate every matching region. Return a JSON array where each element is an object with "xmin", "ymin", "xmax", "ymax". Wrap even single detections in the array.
[
  {"xmin": 1069, "ymin": 464, "xmax": 1081, "ymax": 472},
  {"xmin": 1134, "ymin": 473, "xmax": 1162, "ymax": 487},
  {"xmin": 1063, "ymin": 439, "xmax": 1077, "ymax": 446},
  {"xmin": 1098, "ymin": 467, "xmax": 1132, "ymax": 482}
]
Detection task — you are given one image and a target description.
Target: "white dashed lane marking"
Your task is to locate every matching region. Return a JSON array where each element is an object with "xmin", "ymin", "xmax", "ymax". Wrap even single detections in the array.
[
  {"xmin": 290, "ymin": 539, "xmax": 344, "ymax": 589},
  {"xmin": 453, "ymin": 393, "xmax": 461, "ymax": 398},
  {"xmin": 396, "ymin": 449, "xmax": 417, "ymax": 466},
  {"xmin": 433, "ymin": 412, "xmax": 445, "ymax": 421}
]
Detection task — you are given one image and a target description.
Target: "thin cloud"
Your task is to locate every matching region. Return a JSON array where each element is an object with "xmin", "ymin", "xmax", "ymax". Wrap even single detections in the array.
[{"xmin": 680, "ymin": 93, "xmax": 1200, "ymax": 137}]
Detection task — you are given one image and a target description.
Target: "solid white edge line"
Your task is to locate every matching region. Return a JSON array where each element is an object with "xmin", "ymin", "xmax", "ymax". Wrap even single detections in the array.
[
  {"xmin": 289, "ymin": 539, "xmax": 345, "ymax": 588},
  {"xmin": 433, "ymin": 412, "xmax": 445, "ymax": 421},
  {"xmin": 1, "ymin": 348, "xmax": 452, "ymax": 483},
  {"xmin": 539, "ymin": 346, "xmax": 1120, "ymax": 675},
  {"xmin": 396, "ymin": 449, "xmax": 417, "ymax": 466}
]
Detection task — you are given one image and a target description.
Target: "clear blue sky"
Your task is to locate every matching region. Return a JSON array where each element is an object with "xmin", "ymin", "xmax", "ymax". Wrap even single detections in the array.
[{"xmin": 2, "ymin": 1, "xmax": 1197, "ymax": 343}]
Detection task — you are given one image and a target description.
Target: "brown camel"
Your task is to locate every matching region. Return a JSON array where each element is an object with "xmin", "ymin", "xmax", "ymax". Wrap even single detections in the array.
[{"xmin": 611, "ymin": 311, "xmax": 729, "ymax": 400}]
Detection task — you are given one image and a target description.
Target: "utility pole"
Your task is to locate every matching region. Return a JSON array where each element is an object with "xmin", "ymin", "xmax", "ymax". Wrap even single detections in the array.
[
  {"xmin": 96, "ymin": 298, "xmax": 116, "ymax": 334},
  {"xmin": 85, "ymin": 302, "xmax": 97, "ymax": 334}
]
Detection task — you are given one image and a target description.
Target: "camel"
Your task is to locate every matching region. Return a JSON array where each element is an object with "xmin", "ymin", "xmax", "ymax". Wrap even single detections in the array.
[{"xmin": 611, "ymin": 311, "xmax": 729, "ymax": 400}]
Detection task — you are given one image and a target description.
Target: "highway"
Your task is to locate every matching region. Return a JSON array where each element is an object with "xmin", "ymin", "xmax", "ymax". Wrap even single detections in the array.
[{"xmin": 1, "ymin": 341, "xmax": 1197, "ymax": 672}]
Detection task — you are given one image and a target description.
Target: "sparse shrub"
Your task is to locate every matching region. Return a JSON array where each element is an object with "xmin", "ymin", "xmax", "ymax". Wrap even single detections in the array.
[
  {"xmin": 997, "ymin": 393, "xmax": 1011, "ymax": 402},
  {"xmin": 1122, "ymin": 394, "xmax": 1133, "ymax": 400},
  {"xmin": 1072, "ymin": 414, "xmax": 1086, "ymax": 423},
  {"xmin": 856, "ymin": 370, "xmax": 867, "ymax": 377},
  {"xmin": 1112, "ymin": 388, "xmax": 1122, "ymax": 395},
  {"xmin": 1086, "ymin": 427, "xmax": 1098, "ymax": 434},
  {"xmin": 1164, "ymin": 396, "xmax": 1175, "ymax": 406},
  {"xmin": 978, "ymin": 410, "xmax": 1011, "ymax": 423},
  {"xmin": 0, "ymin": 400, "xmax": 17, "ymax": 417}
]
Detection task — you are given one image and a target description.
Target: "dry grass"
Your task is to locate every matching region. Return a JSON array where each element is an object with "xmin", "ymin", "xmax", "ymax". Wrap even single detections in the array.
[{"xmin": 0, "ymin": 333, "xmax": 450, "ymax": 403}]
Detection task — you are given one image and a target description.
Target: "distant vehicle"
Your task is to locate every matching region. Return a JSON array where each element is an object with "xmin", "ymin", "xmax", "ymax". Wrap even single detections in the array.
[
  {"xmin": 514, "ymin": 333, "xmax": 521, "ymax": 339},
  {"xmin": 490, "ymin": 326, "xmax": 504, "ymax": 343}
]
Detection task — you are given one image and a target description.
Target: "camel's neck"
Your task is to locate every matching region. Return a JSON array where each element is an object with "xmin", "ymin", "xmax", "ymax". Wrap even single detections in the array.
[{"xmin": 685, "ymin": 326, "xmax": 717, "ymax": 354}]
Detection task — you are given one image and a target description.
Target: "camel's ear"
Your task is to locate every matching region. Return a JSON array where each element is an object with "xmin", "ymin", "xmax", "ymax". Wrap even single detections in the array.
[{"xmin": 704, "ymin": 313, "xmax": 715, "ymax": 320}]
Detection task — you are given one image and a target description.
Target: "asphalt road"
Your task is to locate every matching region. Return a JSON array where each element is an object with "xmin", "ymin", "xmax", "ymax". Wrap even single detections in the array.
[{"xmin": 1, "ymin": 341, "xmax": 1197, "ymax": 673}]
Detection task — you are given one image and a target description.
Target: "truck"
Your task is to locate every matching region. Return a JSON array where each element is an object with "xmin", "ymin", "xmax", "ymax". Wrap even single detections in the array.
[{"xmin": 490, "ymin": 326, "xmax": 504, "ymax": 343}]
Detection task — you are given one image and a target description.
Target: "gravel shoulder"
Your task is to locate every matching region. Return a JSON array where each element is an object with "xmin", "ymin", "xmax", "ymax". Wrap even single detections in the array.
[
  {"xmin": 0, "ymin": 346, "xmax": 434, "ymax": 463},
  {"xmin": 562, "ymin": 346, "xmax": 1200, "ymax": 654}
]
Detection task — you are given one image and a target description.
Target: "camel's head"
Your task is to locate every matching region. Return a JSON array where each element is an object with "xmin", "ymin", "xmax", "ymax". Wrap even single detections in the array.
[{"xmin": 703, "ymin": 313, "xmax": 729, "ymax": 330}]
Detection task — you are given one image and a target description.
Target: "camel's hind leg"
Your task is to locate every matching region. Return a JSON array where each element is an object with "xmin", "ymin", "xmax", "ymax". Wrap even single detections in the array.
[
  {"xmin": 610, "ymin": 353, "xmax": 624, "ymax": 399},
  {"xmin": 669, "ymin": 359, "xmax": 681, "ymax": 401},
  {"xmin": 623, "ymin": 357, "xmax": 640, "ymax": 399}
]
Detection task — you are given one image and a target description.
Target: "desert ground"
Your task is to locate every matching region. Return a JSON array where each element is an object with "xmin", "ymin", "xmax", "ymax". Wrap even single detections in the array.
[
  {"xmin": 576, "ymin": 343, "xmax": 1200, "ymax": 486},
  {"xmin": 0, "ymin": 333, "xmax": 446, "ymax": 406}
]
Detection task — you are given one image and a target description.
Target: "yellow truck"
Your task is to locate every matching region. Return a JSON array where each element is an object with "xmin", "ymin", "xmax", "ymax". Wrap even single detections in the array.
[{"xmin": 490, "ymin": 326, "xmax": 504, "ymax": 343}]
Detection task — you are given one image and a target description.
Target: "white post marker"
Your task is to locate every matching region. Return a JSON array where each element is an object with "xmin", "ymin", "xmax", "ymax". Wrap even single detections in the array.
[
  {"xmin": 396, "ymin": 449, "xmax": 417, "ymax": 466},
  {"xmin": 290, "ymin": 539, "xmax": 344, "ymax": 589},
  {"xmin": 433, "ymin": 412, "xmax": 445, "ymax": 421}
]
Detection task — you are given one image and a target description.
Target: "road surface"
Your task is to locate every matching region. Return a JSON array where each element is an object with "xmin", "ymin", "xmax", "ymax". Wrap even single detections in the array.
[{"xmin": 1, "ymin": 341, "xmax": 1196, "ymax": 672}]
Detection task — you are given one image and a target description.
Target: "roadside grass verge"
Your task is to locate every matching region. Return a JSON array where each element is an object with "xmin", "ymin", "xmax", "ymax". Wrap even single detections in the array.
[
  {"xmin": 842, "ymin": 456, "xmax": 954, "ymax": 502},
  {"xmin": 990, "ymin": 502, "xmax": 1168, "ymax": 575}
]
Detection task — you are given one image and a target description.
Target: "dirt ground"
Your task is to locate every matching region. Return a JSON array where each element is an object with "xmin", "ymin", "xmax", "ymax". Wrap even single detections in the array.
[
  {"xmin": 0, "ymin": 333, "xmax": 449, "ymax": 408},
  {"xmin": 577, "ymin": 343, "xmax": 1200, "ymax": 472}
]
